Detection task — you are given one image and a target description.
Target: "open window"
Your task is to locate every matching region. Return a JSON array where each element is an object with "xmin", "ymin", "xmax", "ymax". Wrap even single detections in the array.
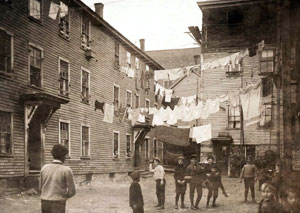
[
  {"xmin": 114, "ymin": 41, "xmax": 119, "ymax": 66},
  {"xmin": 81, "ymin": 15, "xmax": 90, "ymax": 49},
  {"xmin": 228, "ymin": 106, "xmax": 241, "ymax": 129},
  {"xmin": 59, "ymin": 2, "xmax": 70, "ymax": 39},
  {"xmin": 29, "ymin": 0, "xmax": 41, "ymax": 21}
]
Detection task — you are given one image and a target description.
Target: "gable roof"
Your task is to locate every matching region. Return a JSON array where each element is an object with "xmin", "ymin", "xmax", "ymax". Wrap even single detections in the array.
[{"xmin": 170, "ymin": 69, "xmax": 201, "ymax": 89}]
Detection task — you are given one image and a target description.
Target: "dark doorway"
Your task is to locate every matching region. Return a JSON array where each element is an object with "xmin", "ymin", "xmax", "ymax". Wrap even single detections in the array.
[
  {"xmin": 214, "ymin": 144, "xmax": 230, "ymax": 175},
  {"xmin": 28, "ymin": 121, "xmax": 41, "ymax": 171}
]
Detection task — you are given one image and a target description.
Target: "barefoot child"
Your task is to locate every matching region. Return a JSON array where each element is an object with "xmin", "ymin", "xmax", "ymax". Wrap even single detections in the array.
[{"xmin": 129, "ymin": 171, "xmax": 144, "ymax": 213}]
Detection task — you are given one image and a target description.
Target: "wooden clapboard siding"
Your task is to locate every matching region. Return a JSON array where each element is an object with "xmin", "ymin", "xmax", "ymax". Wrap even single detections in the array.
[{"xmin": 0, "ymin": 0, "xmax": 162, "ymax": 181}]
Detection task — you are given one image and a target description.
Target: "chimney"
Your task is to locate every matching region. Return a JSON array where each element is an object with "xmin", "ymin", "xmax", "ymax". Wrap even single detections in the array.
[
  {"xmin": 139, "ymin": 39, "xmax": 145, "ymax": 51},
  {"xmin": 94, "ymin": 3, "xmax": 104, "ymax": 18}
]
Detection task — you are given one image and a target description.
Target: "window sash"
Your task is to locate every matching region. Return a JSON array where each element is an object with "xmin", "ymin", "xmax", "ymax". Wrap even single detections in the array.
[
  {"xmin": 135, "ymin": 95, "xmax": 140, "ymax": 108},
  {"xmin": 81, "ymin": 17, "xmax": 90, "ymax": 46},
  {"xmin": 81, "ymin": 126, "xmax": 89, "ymax": 156},
  {"xmin": 113, "ymin": 132, "xmax": 119, "ymax": 157},
  {"xmin": 30, "ymin": 0, "xmax": 41, "ymax": 20},
  {"xmin": 0, "ymin": 30, "xmax": 12, "ymax": 73},
  {"xmin": 113, "ymin": 86, "xmax": 119, "ymax": 107},
  {"xmin": 0, "ymin": 111, "xmax": 12, "ymax": 155},
  {"xmin": 126, "ymin": 135, "xmax": 131, "ymax": 154},
  {"xmin": 228, "ymin": 106, "xmax": 241, "ymax": 128},
  {"xmin": 81, "ymin": 71, "xmax": 89, "ymax": 100}
]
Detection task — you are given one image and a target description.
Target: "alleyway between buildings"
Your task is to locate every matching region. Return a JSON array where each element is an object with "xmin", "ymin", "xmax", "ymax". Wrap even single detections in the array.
[{"xmin": 0, "ymin": 173, "xmax": 262, "ymax": 213}]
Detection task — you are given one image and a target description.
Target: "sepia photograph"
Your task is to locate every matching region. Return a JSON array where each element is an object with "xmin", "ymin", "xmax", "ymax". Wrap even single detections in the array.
[{"xmin": 0, "ymin": 0, "xmax": 300, "ymax": 212}]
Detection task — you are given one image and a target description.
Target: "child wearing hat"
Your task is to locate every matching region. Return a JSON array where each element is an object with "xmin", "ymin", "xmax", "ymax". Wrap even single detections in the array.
[
  {"xmin": 258, "ymin": 182, "xmax": 282, "ymax": 213},
  {"xmin": 240, "ymin": 155, "xmax": 257, "ymax": 203},
  {"xmin": 129, "ymin": 171, "xmax": 144, "ymax": 213},
  {"xmin": 206, "ymin": 164, "xmax": 224, "ymax": 208},
  {"xmin": 149, "ymin": 157, "xmax": 166, "ymax": 210},
  {"xmin": 186, "ymin": 154, "xmax": 206, "ymax": 210},
  {"xmin": 174, "ymin": 156, "xmax": 187, "ymax": 209}
]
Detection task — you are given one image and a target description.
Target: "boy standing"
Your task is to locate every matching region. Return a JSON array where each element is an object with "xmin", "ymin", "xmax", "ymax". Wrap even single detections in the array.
[
  {"xmin": 174, "ymin": 156, "xmax": 187, "ymax": 209},
  {"xmin": 40, "ymin": 144, "xmax": 76, "ymax": 213},
  {"xmin": 240, "ymin": 155, "xmax": 257, "ymax": 203},
  {"xmin": 129, "ymin": 171, "xmax": 144, "ymax": 213},
  {"xmin": 206, "ymin": 164, "xmax": 223, "ymax": 207},
  {"xmin": 149, "ymin": 157, "xmax": 166, "ymax": 210}
]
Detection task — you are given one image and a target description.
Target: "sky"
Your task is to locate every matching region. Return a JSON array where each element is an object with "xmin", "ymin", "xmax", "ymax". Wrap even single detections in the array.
[{"xmin": 81, "ymin": 0, "xmax": 202, "ymax": 51}]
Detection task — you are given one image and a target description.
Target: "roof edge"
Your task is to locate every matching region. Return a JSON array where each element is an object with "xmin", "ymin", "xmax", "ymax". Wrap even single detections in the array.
[{"xmin": 197, "ymin": 0, "xmax": 276, "ymax": 10}]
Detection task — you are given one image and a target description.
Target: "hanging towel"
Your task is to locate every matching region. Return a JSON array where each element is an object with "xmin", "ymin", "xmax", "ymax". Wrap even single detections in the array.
[
  {"xmin": 229, "ymin": 91, "xmax": 240, "ymax": 107},
  {"xmin": 164, "ymin": 89, "xmax": 173, "ymax": 103},
  {"xmin": 49, "ymin": 1, "xmax": 60, "ymax": 20},
  {"xmin": 60, "ymin": 1, "xmax": 68, "ymax": 18},
  {"xmin": 159, "ymin": 86, "xmax": 165, "ymax": 99},
  {"xmin": 174, "ymin": 105, "xmax": 183, "ymax": 120},
  {"xmin": 154, "ymin": 70, "xmax": 169, "ymax": 81},
  {"xmin": 217, "ymin": 94, "xmax": 229, "ymax": 103},
  {"xmin": 155, "ymin": 83, "xmax": 161, "ymax": 96},
  {"xmin": 182, "ymin": 103, "xmax": 196, "ymax": 122},
  {"xmin": 129, "ymin": 109, "xmax": 140, "ymax": 126},
  {"xmin": 201, "ymin": 101, "xmax": 210, "ymax": 119},
  {"xmin": 240, "ymin": 82, "xmax": 262, "ymax": 126},
  {"xmin": 191, "ymin": 124, "xmax": 212, "ymax": 144},
  {"xmin": 152, "ymin": 109, "xmax": 164, "ymax": 126},
  {"xmin": 138, "ymin": 114, "xmax": 146, "ymax": 123},
  {"xmin": 103, "ymin": 104, "xmax": 114, "ymax": 123}
]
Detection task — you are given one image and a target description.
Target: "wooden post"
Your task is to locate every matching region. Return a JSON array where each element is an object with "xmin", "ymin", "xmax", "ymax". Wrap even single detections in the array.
[
  {"xmin": 281, "ymin": 0, "xmax": 293, "ymax": 173},
  {"xmin": 194, "ymin": 55, "xmax": 201, "ymax": 161}
]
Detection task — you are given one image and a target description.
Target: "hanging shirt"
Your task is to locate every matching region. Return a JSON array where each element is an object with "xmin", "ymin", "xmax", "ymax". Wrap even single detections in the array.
[
  {"xmin": 193, "ymin": 101, "xmax": 203, "ymax": 120},
  {"xmin": 209, "ymin": 98, "xmax": 220, "ymax": 114},
  {"xmin": 152, "ymin": 108, "xmax": 164, "ymax": 126},
  {"xmin": 103, "ymin": 104, "xmax": 114, "ymax": 123},
  {"xmin": 166, "ymin": 108, "xmax": 177, "ymax": 125},
  {"xmin": 240, "ymin": 82, "xmax": 262, "ymax": 127},
  {"xmin": 174, "ymin": 105, "xmax": 183, "ymax": 120},
  {"xmin": 155, "ymin": 83, "xmax": 162, "ymax": 96},
  {"xmin": 129, "ymin": 109, "xmax": 140, "ymax": 126},
  {"xmin": 182, "ymin": 103, "xmax": 196, "ymax": 122},
  {"xmin": 164, "ymin": 89, "xmax": 173, "ymax": 103},
  {"xmin": 201, "ymin": 101, "xmax": 210, "ymax": 119}
]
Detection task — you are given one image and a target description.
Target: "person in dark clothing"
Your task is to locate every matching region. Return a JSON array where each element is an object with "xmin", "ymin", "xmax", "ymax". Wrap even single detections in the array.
[
  {"xmin": 129, "ymin": 171, "xmax": 144, "ymax": 213},
  {"xmin": 271, "ymin": 164, "xmax": 283, "ymax": 199},
  {"xmin": 206, "ymin": 164, "xmax": 227, "ymax": 208},
  {"xmin": 186, "ymin": 154, "xmax": 206, "ymax": 210},
  {"xmin": 174, "ymin": 156, "xmax": 187, "ymax": 209},
  {"xmin": 205, "ymin": 156, "xmax": 228, "ymax": 201}
]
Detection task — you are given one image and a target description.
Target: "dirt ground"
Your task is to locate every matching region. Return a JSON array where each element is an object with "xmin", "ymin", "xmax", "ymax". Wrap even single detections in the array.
[{"xmin": 0, "ymin": 173, "xmax": 262, "ymax": 213}]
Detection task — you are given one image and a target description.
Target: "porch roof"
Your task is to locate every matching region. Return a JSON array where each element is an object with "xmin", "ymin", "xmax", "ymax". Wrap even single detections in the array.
[{"xmin": 20, "ymin": 92, "xmax": 69, "ymax": 107}]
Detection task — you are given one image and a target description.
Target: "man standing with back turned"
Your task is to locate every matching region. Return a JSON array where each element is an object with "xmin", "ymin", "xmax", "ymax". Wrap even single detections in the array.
[{"xmin": 40, "ymin": 144, "xmax": 76, "ymax": 213}]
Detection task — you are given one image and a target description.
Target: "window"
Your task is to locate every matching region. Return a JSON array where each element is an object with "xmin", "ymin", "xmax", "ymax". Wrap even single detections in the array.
[
  {"xmin": 228, "ymin": 106, "xmax": 240, "ymax": 129},
  {"xmin": 146, "ymin": 65, "xmax": 149, "ymax": 72},
  {"xmin": 81, "ymin": 15, "xmax": 90, "ymax": 49},
  {"xmin": 153, "ymin": 139, "xmax": 158, "ymax": 157},
  {"xmin": 59, "ymin": 58, "xmax": 70, "ymax": 97},
  {"xmin": 126, "ymin": 134, "xmax": 132, "ymax": 158},
  {"xmin": 29, "ymin": 0, "xmax": 41, "ymax": 20},
  {"xmin": 59, "ymin": 2, "xmax": 69, "ymax": 38},
  {"xmin": 126, "ymin": 52, "xmax": 131, "ymax": 67},
  {"xmin": 145, "ymin": 138, "xmax": 149, "ymax": 160},
  {"xmin": 29, "ymin": 44, "xmax": 43, "ymax": 88},
  {"xmin": 135, "ymin": 57, "xmax": 139, "ymax": 70},
  {"xmin": 259, "ymin": 103, "xmax": 272, "ymax": 127},
  {"xmin": 0, "ymin": 29, "xmax": 13, "ymax": 73},
  {"xmin": 59, "ymin": 120, "xmax": 70, "ymax": 156},
  {"xmin": 145, "ymin": 99, "xmax": 150, "ymax": 109},
  {"xmin": 227, "ymin": 61, "xmax": 242, "ymax": 76},
  {"xmin": 0, "ymin": 111, "xmax": 12, "ymax": 155},
  {"xmin": 260, "ymin": 50, "xmax": 274, "ymax": 73},
  {"xmin": 113, "ymin": 85, "xmax": 120, "ymax": 108},
  {"xmin": 81, "ymin": 68, "xmax": 90, "ymax": 103},
  {"xmin": 114, "ymin": 41, "xmax": 119, "ymax": 66},
  {"xmin": 113, "ymin": 131, "xmax": 120, "ymax": 158},
  {"xmin": 135, "ymin": 94, "xmax": 140, "ymax": 109},
  {"xmin": 81, "ymin": 125, "xmax": 90, "ymax": 157},
  {"xmin": 126, "ymin": 90, "xmax": 132, "ymax": 108}
]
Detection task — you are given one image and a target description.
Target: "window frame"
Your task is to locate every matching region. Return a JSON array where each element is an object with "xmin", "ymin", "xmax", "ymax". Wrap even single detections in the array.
[
  {"xmin": 58, "ymin": 2, "xmax": 70, "ymax": 39},
  {"xmin": 113, "ymin": 130, "xmax": 120, "ymax": 159},
  {"xmin": 0, "ymin": 110, "xmax": 13, "ymax": 157},
  {"xmin": 135, "ymin": 93, "xmax": 140, "ymax": 109},
  {"xmin": 81, "ymin": 14, "xmax": 91, "ymax": 49},
  {"xmin": 227, "ymin": 105, "xmax": 241, "ymax": 129},
  {"xmin": 227, "ymin": 61, "xmax": 243, "ymax": 76},
  {"xmin": 126, "ymin": 51, "xmax": 131, "ymax": 68},
  {"xmin": 28, "ymin": 43, "xmax": 43, "ymax": 88},
  {"xmin": 260, "ymin": 49, "xmax": 275, "ymax": 74},
  {"xmin": 145, "ymin": 137, "xmax": 150, "ymax": 160},
  {"xmin": 113, "ymin": 84, "xmax": 120, "ymax": 109},
  {"xmin": 126, "ymin": 90, "xmax": 132, "ymax": 108},
  {"xmin": 126, "ymin": 133, "xmax": 132, "ymax": 158},
  {"xmin": 81, "ymin": 67, "xmax": 91, "ymax": 104},
  {"xmin": 28, "ymin": 0, "xmax": 42, "ymax": 22},
  {"xmin": 58, "ymin": 119, "xmax": 71, "ymax": 157},
  {"xmin": 80, "ymin": 124, "xmax": 90, "ymax": 158},
  {"xmin": 58, "ymin": 57, "xmax": 70, "ymax": 97},
  {"xmin": 0, "ymin": 27, "xmax": 14, "ymax": 75},
  {"xmin": 114, "ymin": 41, "xmax": 119, "ymax": 66},
  {"xmin": 258, "ymin": 103, "xmax": 272, "ymax": 128}
]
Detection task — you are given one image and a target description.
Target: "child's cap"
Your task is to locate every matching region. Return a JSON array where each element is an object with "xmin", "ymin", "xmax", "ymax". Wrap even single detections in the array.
[
  {"xmin": 153, "ymin": 157, "xmax": 161, "ymax": 163},
  {"xmin": 130, "ymin": 171, "xmax": 140, "ymax": 181},
  {"xmin": 261, "ymin": 182, "xmax": 276, "ymax": 194},
  {"xmin": 177, "ymin": 156, "xmax": 184, "ymax": 161},
  {"xmin": 190, "ymin": 154, "xmax": 197, "ymax": 160}
]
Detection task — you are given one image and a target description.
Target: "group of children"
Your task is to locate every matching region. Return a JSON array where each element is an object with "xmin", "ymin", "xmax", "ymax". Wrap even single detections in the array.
[
  {"xmin": 240, "ymin": 155, "xmax": 300, "ymax": 213},
  {"xmin": 129, "ymin": 154, "xmax": 300, "ymax": 212}
]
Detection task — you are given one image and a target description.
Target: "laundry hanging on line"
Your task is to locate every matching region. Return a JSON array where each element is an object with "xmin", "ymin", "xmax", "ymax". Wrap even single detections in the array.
[
  {"xmin": 103, "ymin": 103, "xmax": 114, "ymax": 123},
  {"xmin": 190, "ymin": 124, "xmax": 212, "ymax": 144}
]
